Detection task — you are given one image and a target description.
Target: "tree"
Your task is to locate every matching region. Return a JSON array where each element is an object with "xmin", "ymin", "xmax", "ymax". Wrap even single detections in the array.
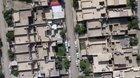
[
  {"xmin": 11, "ymin": 70, "xmax": 19, "ymax": 77},
  {"xmin": 75, "ymin": 23, "xmax": 87, "ymax": 35},
  {"xmin": 3, "ymin": 9, "xmax": 13, "ymax": 27},
  {"xmin": 0, "ymin": 41, "xmax": 3, "ymax": 48},
  {"xmin": 60, "ymin": 29, "xmax": 66, "ymax": 39},
  {"xmin": 137, "ymin": 54, "xmax": 140, "ymax": 60},
  {"xmin": 63, "ymin": 57, "xmax": 70, "ymax": 70},
  {"xmin": 55, "ymin": 57, "xmax": 63, "ymax": 70},
  {"xmin": 0, "ymin": 70, "xmax": 4, "ymax": 78},
  {"xmin": 128, "ymin": 19, "xmax": 139, "ymax": 30},
  {"xmin": 127, "ymin": 0, "xmax": 136, "ymax": 10},
  {"xmin": 56, "ymin": 44, "xmax": 66, "ymax": 56},
  {"xmin": 73, "ymin": 0, "xmax": 79, "ymax": 9},
  {"xmin": 80, "ymin": 59, "xmax": 91, "ymax": 76},
  {"xmin": 130, "ymin": 37, "xmax": 138, "ymax": 46},
  {"xmin": 8, "ymin": 49, "xmax": 15, "ymax": 61},
  {"xmin": 6, "ymin": 31, "xmax": 14, "ymax": 42},
  {"xmin": 137, "ymin": 54, "xmax": 140, "ymax": 66}
]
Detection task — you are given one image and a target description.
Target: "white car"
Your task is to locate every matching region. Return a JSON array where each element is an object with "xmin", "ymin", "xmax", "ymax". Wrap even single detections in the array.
[
  {"xmin": 75, "ymin": 41, "xmax": 78, "ymax": 48},
  {"xmin": 76, "ymin": 60, "xmax": 79, "ymax": 65},
  {"xmin": 76, "ymin": 52, "xmax": 80, "ymax": 59},
  {"xmin": 76, "ymin": 59, "xmax": 80, "ymax": 67},
  {"xmin": 68, "ymin": 56, "xmax": 71, "ymax": 61},
  {"xmin": 65, "ymin": 41, "xmax": 69, "ymax": 52}
]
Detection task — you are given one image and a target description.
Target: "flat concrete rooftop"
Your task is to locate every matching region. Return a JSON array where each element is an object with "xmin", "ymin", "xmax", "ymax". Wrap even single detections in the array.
[
  {"xmin": 19, "ymin": 71, "xmax": 33, "ymax": 78},
  {"xmin": 18, "ymin": 62, "xmax": 38, "ymax": 71},
  {"xmin": 107, "ymin": 0, "xmax": 127, "ymax": 6},
  {"xmin": 13, "ymin": 1, "xmax": 32, "ymax": 10},
  {"xmin": 15, "ymin": 35, "xmax": 35, "ymax": 44},
  {"xmin": 15, "ymin": 10, "xmax": 31, "ymax": 26},
  {"xmin": 15, "ymin": 44, "xmax": 35, "ymax": 53}
]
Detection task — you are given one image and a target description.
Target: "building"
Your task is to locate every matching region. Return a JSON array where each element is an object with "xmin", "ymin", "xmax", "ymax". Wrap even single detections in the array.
[
  {"xmin": 11, "ymin": 0, "xmax": 67, "ymax": 77},
  {"xmin": 76, "ymin": 0, "xmax": 139, "ymax": 77}
]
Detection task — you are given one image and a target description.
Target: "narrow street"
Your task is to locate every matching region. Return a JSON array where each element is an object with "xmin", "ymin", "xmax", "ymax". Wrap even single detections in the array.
[
  {"xmin": 138, "ymin": 0, "xmax": 140, "ymax": 27},
  {"xmin": 138, "ymin": 0, "xmax": 140, "ymax": 28},
  {"xmin": 0, "ymin": 0, "xmax": 11, "ymax": 78},
  {"xmin": 65, "ymin": 0, "xmax": 79, "ymax": 78},
  {"xmin": 137, "ymin": 0, "xmax": 140, "ymax": 52}
]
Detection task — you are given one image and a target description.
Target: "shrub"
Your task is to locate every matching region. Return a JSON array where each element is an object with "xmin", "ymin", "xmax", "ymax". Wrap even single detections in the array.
[
  {"xmin": 63, "ymin": 57, "xmax": 70, "ymax": 70},
  {"xmin": 0, "ymin": 70, "xmax": 4, "ymax": 78},
  {"xmin": 75, "ymin": 23, "xmax": 87, "ymax": 35},
  {"xmin": 127, "ymin": 0, "xmax": 136, "ymax": 10},
  {"xmin": 80, "ymin": 59, "xmax": 91, "ymax": 76},
  {"xmin": 8, "ymin": 49, "xmax": 15, "ymax": 61},
  {"xmin": 128, "ymin": 19, "xmax": 139, "ymax": 30},
  {"xmin": 130, "ymin": 37, "xmax": 138, "ymax": 46},
  {"xmin": 60, "ymin": 29, "xmax": 66, "ymax": 39},
  {"xmin": 6, "ymin": 31, "xmax": 14, "ymax": 42},
  {"xmin": 0, "ymin": 42, "xmax": 3, "ymax": 48},
  {"xmin": 55, "ymin": 56, "xmax": 63, "ymax": 70},
  {"xmin": 137, "ymin": 55, "xmax": 140, "ymax": 60},
  {"xmin": 73, "ymin": 0, "xmax": 79, "ymax": 9},
  {"xmin": 11, "ymin": 70, "xmax": 18, "ymax": 77},
  {"xmin": 56, "ymin": 44, "xmax": 66, "ymax": 56},
  {"xmin": 3, "ymin": 9, "xmax": 13, "ymax": 27}
]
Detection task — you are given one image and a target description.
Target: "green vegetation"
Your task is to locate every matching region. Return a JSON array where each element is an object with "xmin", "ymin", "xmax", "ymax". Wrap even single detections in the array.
[
  {"xmin": 56, "ymin": 44, "xmax": 66, "ymax": 56},
  {"xmin": 0, "ymin": 41, "xmax": 3, "ymax": 48},
  {"xmin": 8, "ymin": 49, "xmax": 15, "ymax": 61},
  {"xmin": 6, "ymin": 31, "xmax": 14, "ymax": 42},
  {"xmin": 73, "ymin": 0, "xmax": 79, "ymax": 9},
  {"xmin": 11, "ymin": 69, "xmax": 18, "ymax": 77},
  {"xmin": 18, "ymin": 0, "xmax": 32, "ymax": 3},
  {"xmin": 75, "ymin": 23, "xmax": 87, "ymax": 35},
  {"xmin": 137, "ymin": 54, "xmax": 140, "ymax": 60},
  {"xmin": 78, "ymin": 76, "xmax": 91, "ymax": 78},
  {"xmin": 130, "ymin": 37, "xmax": 138, "ymax": 46},
  {"xmin": 0, "ymin": 70, "xmax": 4, "ymax": 78},
  {"xmin": 63, "ymin": 57, "xmax": 70, "ymax": 70},
  {"xmin": 55, "ymin": 57, "xmax": 70, "ymax": 71},
  {"xmin": 3, "ymin": 9, "xmax": 13, "ymax": 27},
  {"xmin": 127, "ymin": 0, "xmax": 136, "ymax": 10},
  {"xmin": 137, "ymin": 54, "xmax": 140, "ymax": 66},
  {"xmin": 80, "ymin": 59, "xmax": 91, "ymax": 76},
  {"xmin": 80, "ymin": 42, "xmax": 86, "ymax": 50},
  {"xmin": 55, "ymin": 44, "xmax": 70, "ymax": 71},
  {"xmin": 128, "ymin": 18, "xmax": 139, "ymax": 30},
  {"xmin": 55, "ymin": 57, "xmax": 63, "ymax": 70},
  {"xmin": 60, "ymin": 29, "xmax": 66, "ymax": 39},
  {"xmin": 78, "ymin": 76, "xmax": 85, "ymax": 78}
]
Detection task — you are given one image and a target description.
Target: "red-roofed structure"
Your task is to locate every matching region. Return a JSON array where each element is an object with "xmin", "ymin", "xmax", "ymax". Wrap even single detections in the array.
[{"xmin": 50, "ymin": 0, "xmax": 60, "ymax": 6}]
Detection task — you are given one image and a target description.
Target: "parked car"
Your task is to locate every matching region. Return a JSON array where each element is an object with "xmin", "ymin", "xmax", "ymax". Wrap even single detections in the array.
[
  {"xmin": 76, "ymin": 52, "xmax": 79, "ymax": 59},
  {"xmin": 65, "ymin": 40, "xmax": 70, "ymax": 52},
  {"xmin": 68, "ymin": 56, "xmax": 71, "ymax": 62},
  {"xmin": 76, "ymin": 59, "xmax": 80, "ymax": 67},
  {"xmin": 75, "ymin": 41, "xmax": 78, "ymax": 48}
]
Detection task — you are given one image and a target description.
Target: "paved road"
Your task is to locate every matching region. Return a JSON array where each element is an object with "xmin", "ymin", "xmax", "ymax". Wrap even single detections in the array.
[
  {"xmin": 138, "ymin": 0, "xmax": 140, "ymax": 27},
  {"xmin": 137, "ymin": 0, "xmax": 140, "ymax": 53},
  {"xmin": 65, "ymin": 0, "xmax": 79, "ymax": 78},
  {"xmin": 0, "ymin": 0, "xmax": 11, "ymax": 78}
]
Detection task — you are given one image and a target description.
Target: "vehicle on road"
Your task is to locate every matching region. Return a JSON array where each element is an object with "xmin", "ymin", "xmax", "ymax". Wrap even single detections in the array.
[
  {"xmin": 65, "ymin": 40, "xmax": 70, "ymax": 52},
  {"xmin": 76, "ymin": 52, "xmax": 79, "ymax": 59},
  {"xmin": 75, "ymin": 41, "xmax": 78, "ymax": 48},
  {"xmin": 76, "ymin": 59, "xmax": 80, "ymax": 67},
  {"xmin": 68, "ymin": 55, "xmax": 71, "ymax": 62}
]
